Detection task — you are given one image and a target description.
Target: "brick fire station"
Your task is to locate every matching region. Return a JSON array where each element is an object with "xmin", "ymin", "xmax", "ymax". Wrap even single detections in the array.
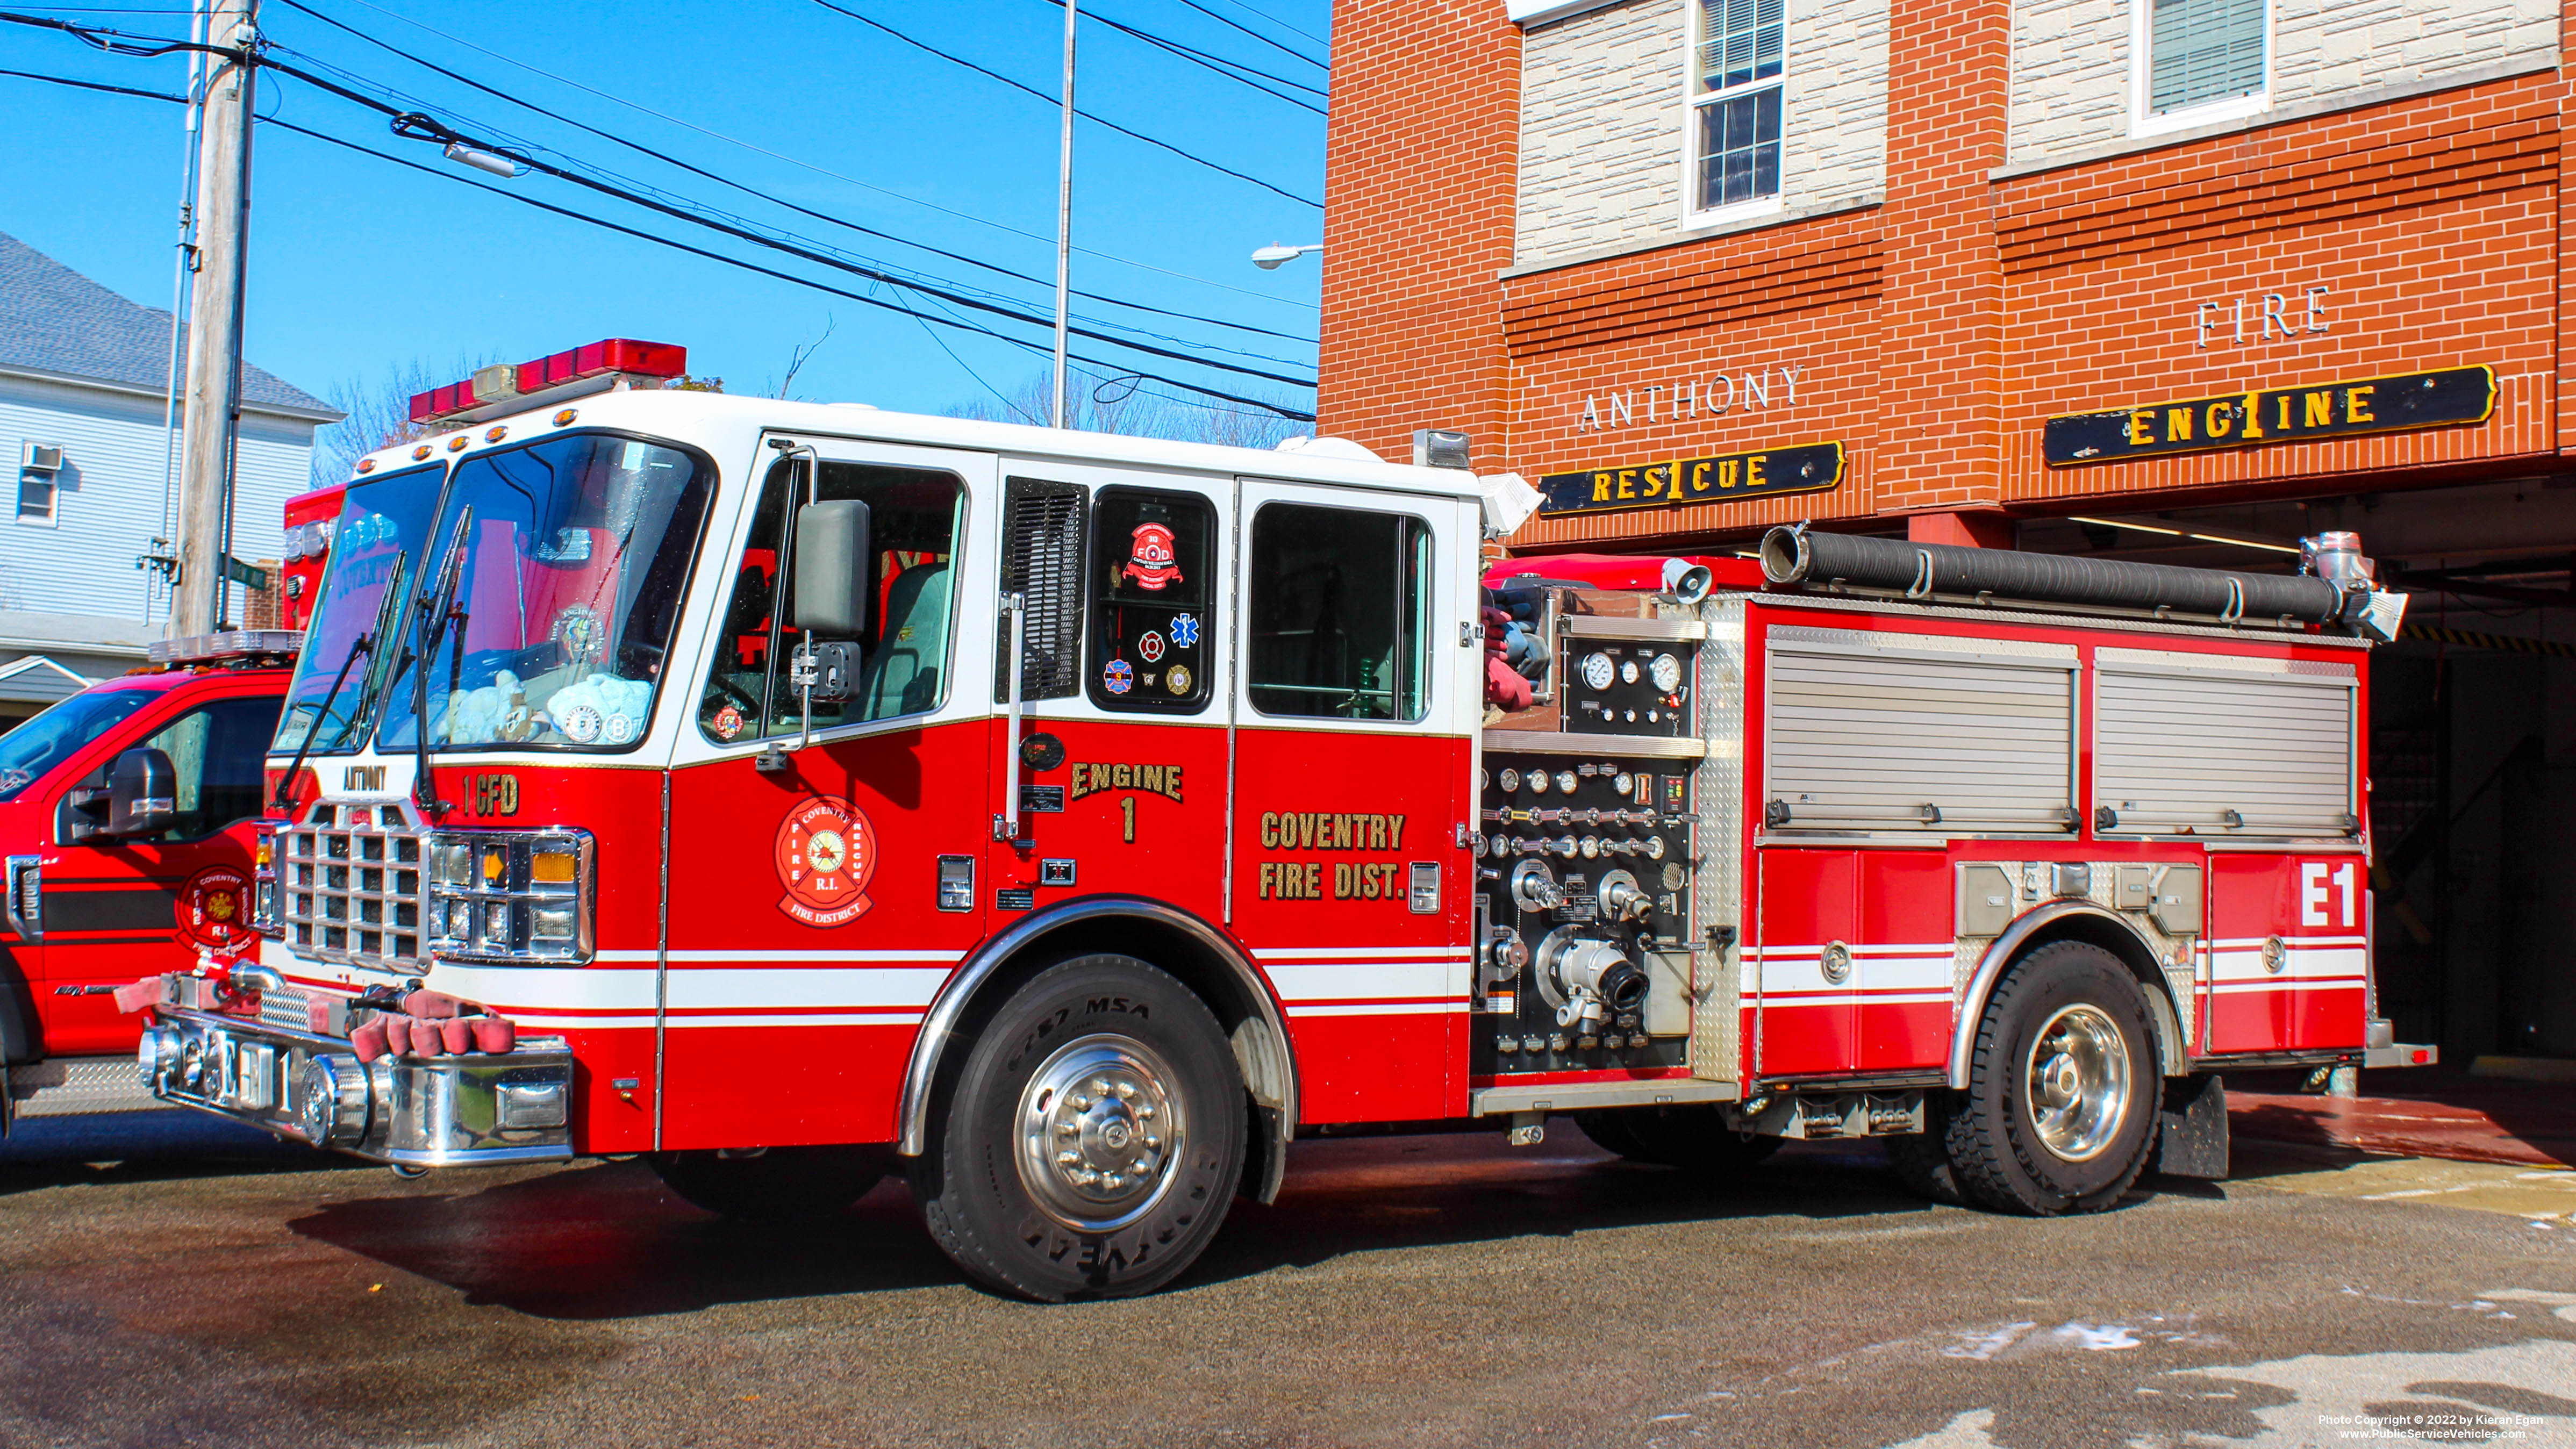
[{"xmin": 1314, "ymin": 0, "xmax": 2576, "ymax": 1066}]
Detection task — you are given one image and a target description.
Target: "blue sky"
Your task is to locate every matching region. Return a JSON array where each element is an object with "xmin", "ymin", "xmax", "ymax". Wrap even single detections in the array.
[{"xmin": 0, "ymin": 0, "xmax": 1328, "ymax": 451}]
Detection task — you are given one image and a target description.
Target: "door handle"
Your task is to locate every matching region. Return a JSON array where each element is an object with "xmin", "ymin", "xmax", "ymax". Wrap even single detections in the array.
[{"xmin": 4, "ymin": 855, "xmax": 38, "ymax": 941}]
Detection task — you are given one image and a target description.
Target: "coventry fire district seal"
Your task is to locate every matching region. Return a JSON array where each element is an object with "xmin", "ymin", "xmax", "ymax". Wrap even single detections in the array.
[
  {"xmin": 177, "ymin": 864, "xmax": 255, "ymax": 952},
  {"xmin": 775, "ymin": 795, "xmax": 878, "ymax": 927}
]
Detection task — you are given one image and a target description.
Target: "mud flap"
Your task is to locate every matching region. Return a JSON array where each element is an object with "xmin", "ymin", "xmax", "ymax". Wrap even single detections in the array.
[{"xmin": 2155, "ymin": 1073, "xmax": 2228, "ymax": 1179}]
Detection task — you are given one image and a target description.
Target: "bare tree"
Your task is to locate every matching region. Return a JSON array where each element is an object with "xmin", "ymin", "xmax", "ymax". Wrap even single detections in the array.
[
  {"xmin": 771, "ymin": 315, "xmax": 837, "ymax": 400},
  {"xmin": 946, "ymin": 371, "xmax": 1306, "ymax": 449},
  {"xmin": 310, "ymin": 356, "xmax": 476, "ymax": 486}
]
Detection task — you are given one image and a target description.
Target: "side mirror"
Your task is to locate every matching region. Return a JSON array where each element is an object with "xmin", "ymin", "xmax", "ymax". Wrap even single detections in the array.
[
  {"xmin": 106, "ymin": 748, "xmax": 177, "ymax": 838},
  {"xmin": 792, "ymin": 499, "xmax": 873, "ymax": 641}
]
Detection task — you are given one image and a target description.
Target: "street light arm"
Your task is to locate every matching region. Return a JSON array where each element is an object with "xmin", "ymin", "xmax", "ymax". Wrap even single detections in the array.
[{"xmin": 1250, "ymin": 242, "xmax": 1323, "ymax": 270}]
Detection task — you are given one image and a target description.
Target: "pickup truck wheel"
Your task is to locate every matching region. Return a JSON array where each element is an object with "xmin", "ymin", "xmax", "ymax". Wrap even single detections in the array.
[
  {"xmin": 647, "ymin": 1145, "xmax": 889, "ymax": 1221},
  {"xmin": 1574, "ymin": 1106, "xmax": 1781, "ymax": 1172},
  {"xmin": 1942, "ymin": 942, "xmax": 2159, "ymax": 1215},
  {"xmin": 911, "ymin": 955, "xmax": 1244, "ymax": 1302}
]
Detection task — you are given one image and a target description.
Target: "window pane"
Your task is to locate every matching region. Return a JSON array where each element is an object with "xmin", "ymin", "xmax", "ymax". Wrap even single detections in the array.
[
  {"xmin": 1247, "ymin": 503, "xmax": 1431, "ymax": 723},
  {"xmin": 1697, "ymin": 87, "xmax": 1783, "ymax": 210},
  {"xmin": 1089, "ymin": 488, "xmax": 1216, "ymax": 712},
  {"xmin": 699, "ymin": 460, "xmax": 964, "ymax": 743},
  {"xmin": 1698, "ymin": 0, "xmax": 1784, "ymax": 91},
  {"xmin": 140, "ymin": 695, "xmax": 279, "ymax": 840},
  {"xmin": 2150, "ymin": 0, "xmax": 2264, "ymax": 113}
]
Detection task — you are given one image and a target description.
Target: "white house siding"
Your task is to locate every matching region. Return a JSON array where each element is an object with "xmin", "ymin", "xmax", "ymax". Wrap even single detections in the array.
[
  {"xmin": 1, "ymin": 372, "xmax": 313, "ymax": 624},
  {"xmin": 2008, "ymin": 0, "xmax": 2560, "ymax": 164},
  {"xmin": 1515, "ymin": 0, "xmax": 1890, "ymax": 267}
]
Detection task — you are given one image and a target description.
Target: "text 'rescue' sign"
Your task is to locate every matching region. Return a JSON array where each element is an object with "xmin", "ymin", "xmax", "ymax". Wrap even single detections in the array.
[
  {"xmin": 1535, "ymin": 440, "xmax": 1845, "ymax": 519},
  {"xmin": 2044, "ymin": 366, "xmax": 2494, "ymax": 467}
]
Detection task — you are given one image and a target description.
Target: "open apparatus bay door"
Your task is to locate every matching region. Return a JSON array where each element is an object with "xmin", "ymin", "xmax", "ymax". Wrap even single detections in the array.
[{"xmin": 125, "ymin": 349, "xmax": 2425, "ymax": 1299}]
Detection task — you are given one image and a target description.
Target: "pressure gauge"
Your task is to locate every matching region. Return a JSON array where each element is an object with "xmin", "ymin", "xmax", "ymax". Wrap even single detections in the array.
[
  {"xmin": 1650, "ymin": 652, "xmax": 1685, "ymax": 692},
  {"xmin": 1579, "ymin": 836, "xmax": 1600, "ymax": 859},
  {"xmin": 1499, "ymin": 767, "xmax": 1521, "ymax": 793},
  {"xmin": 1620, "ymin": 658, "xmax": 1641, "ymax": 685},
  {"xmin": 1614, "ymin": 771, "xmax": 1634, "ymax": 797},
  {"xmin": 1580, "ymin": 651, "xmax": 1615, "ymax": 691},
  {"xmin": 1527, "ymin": 769, "xmax": 1549, "ymax": 794},
  {"xmin": 1554, "ymin": 769, "xmax": 1579, "ymax": 794}
]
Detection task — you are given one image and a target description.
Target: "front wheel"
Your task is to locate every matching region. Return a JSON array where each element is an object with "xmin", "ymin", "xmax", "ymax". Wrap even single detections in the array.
[
  {"xmin": 911, "ymin": 955, "xmax": 1246, "ymax": 1301},
  {"xmin": 1933, "ymin": 941, "xmax": 2160, "ymax": 1215}
]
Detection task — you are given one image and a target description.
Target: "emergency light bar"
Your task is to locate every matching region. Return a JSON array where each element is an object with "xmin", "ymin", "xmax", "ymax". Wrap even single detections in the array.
[
  {"xmin": 148, "ymin": 630, "xmax": 303, "ymax": 665},
  {"xmin": 408, "ymin": 339, "xmax": 687, "ymax": 427}
]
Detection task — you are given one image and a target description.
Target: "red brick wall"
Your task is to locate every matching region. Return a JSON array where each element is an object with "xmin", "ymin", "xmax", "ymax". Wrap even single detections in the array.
[{"xmin": 1318, "ymin": 0, "xmax": 2568, "ymax": 551}]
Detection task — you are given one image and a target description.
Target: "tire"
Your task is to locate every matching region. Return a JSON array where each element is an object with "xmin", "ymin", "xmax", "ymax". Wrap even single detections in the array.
[
  {"xmin": 1937, "ymin": 941, "xmax": 2160, "ymax": 1216},
  {"xmin": 1887, "ymin": 1099, "xmax": 1966, "ymax": 1205},
  {"xmin": 910, "ymin": 955, "xmax": 1246, "ymax": 1301},
  {"xmin": 1574, "ymin": 1105, "xmax": 1783, "ymax": 1172},
  {"xmin": 648, "ymin": 1145, "xmax": 890, "ymax": 1222}
]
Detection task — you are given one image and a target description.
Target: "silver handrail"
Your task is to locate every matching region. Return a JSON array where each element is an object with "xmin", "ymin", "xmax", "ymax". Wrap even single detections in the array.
[{"xmin": 993, "ymin": 590, "xmax": 1027, "ymax": 841}]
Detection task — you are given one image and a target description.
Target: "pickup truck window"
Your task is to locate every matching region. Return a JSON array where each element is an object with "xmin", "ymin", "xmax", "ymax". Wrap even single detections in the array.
[
  {"xmin": 130, "ymin": 694, "xmax": 281, "ymax": 841},
  {"xmin": 0, "ymin": 687, "xmax": 154, "ymax": 801}
]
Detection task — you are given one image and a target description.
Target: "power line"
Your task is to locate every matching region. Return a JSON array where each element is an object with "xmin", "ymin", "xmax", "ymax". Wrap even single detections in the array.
[
  {"xmin": 808, "ymin": 0, "xmax": 1321, "ymax": 209},
  {"xmin": 0, "ymin": 61, "xmax": 1316, "ymax": 419},
  {"xmin": 247, "ymin": 47, "xmax": 1315, "ymax": 389},
  {"xmin": 1033, "ymin": 0, "xmax": 1327, "ymax": 111},
  {"xmin": 268, "ymin": 0, "xmax": 1315, "ymax": 349},
  {"xmin": 318, "ymin": 0, "xmax": 1315, "ymax": 310},
  {"xmin": 1205, "ymin": 0, "xmax": 1328, "ymax": 49},
  {"xmin": 1167, "ymin": 0, "xmax": 1329, "ymax": 71}
]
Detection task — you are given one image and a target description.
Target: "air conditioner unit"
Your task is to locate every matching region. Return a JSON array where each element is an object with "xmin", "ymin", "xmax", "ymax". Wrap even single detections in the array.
[{"xmin": 20, "ymin": 442, "xmax": 63, "ymax": 474}]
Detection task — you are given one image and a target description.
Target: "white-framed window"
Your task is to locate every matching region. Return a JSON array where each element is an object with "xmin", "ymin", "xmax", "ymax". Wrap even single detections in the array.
[
  {"xmin": 1685, "ymin": 0, "xmax": 1786, "ymax": 225},
  {"xmin": 16, "ymin": 474, "xmax": 56, "ymax": 526},
  {"xmin": 2131, "ymin": 0, "xmax": 2270, "ymax": 137}
]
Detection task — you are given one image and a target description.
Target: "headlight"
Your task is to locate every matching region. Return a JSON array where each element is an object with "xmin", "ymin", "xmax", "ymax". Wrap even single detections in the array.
[
  {"xmin": 422, "ymin": 828, "xmax": 593, "ymax": 964},
  {"xmin": 251, "ymin": 823, "xmax": 282, "ymax": 936}
]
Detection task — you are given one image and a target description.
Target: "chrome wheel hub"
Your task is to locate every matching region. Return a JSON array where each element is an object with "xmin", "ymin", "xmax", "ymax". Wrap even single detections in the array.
[
  {"xmin": 2023, "ymin": 1003, "xmax": 2131, "ymax": 1163},
  {"xmin": 1017, "ymin": 1034, "xmax": 1184, "ymax": 1231}
]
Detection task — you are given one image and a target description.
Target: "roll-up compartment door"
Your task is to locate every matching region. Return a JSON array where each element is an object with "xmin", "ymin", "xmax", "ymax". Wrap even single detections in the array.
[
  {"xmin": 2093, "ymin": 648, "xmax": 2358, "ymax": 838},
  {"xmin": 1763, "ymin": 626, "xmax": 2079, "ymax": 834}
]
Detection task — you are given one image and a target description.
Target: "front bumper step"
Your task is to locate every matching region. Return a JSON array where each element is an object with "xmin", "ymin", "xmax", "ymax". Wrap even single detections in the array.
[{"xmin": 143, "ymin": 1009, "xmax": 575, "ymax": 1167}]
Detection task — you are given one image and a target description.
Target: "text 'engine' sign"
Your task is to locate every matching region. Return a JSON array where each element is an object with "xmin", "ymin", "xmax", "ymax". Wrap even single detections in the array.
[{"xmin": 2044, "ymin": 367, "xmax": 2494, "ymax": 467}]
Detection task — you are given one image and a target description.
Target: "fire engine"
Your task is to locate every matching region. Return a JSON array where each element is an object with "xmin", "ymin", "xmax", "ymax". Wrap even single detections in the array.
[
  {"xmin": 0, "ymin": 483, "xmax": 338, "ymax": 1130},
  {"xmin": 123, "ymin": 338, "xmax": 2430, "ymax": 1299}
]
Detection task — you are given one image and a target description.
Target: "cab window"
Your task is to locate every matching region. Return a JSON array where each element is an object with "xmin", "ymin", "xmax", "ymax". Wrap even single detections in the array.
[
  {"xmin": 700, "ymin": 459, "xmax": 965, "ymax": 743},
  {"xmin": 133, "ymin": 695, "xmax": 282, "ymax": 841},
  {"xmin": 1087, "ymin": 487, "xmax": 1214, "ymax": 713},
  {"xmin": 1246, "ymin": 503, "xmax": 1433, "ymax": 721}
]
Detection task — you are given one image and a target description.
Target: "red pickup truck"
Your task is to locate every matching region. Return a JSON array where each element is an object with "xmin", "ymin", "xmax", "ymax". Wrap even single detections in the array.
[{"xmin": 0, "ymin": 485, "xmax": 338, "ymax": 1130}]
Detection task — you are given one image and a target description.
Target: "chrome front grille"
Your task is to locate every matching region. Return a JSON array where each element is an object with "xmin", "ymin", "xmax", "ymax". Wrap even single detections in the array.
[{"xmin": 282, "ymin": 801, "xmax": 426, "ymax": 969}]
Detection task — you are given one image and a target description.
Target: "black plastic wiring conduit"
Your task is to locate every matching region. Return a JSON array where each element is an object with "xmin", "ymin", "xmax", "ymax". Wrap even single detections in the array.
[{"xmin": 1758, "ymin": 526, "xmax": 2353, "ymax": 623}]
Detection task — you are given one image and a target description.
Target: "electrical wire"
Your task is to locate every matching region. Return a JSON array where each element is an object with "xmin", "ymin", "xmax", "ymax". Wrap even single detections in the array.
[
  {"xmin": 1207, "ymin": 0, "xmax": 1328, "ymax": 49},
  {"xmin": 808, "ymin": 0, "xmax": 1321, "ymax": 208},
  {"xmin": 1168, "ymin": 0, "xmax": 1328, "ymax": 71},
  {"xmin": 1032, "ymin": 0, "xmax": 1327, "ymax": 111},
  {"xmin": 318, "ymin": 0, "xmax": 1311, "ymax": 310},
  {"xmin": 268, "ymin": 0, "xmax": 1315, "ymax": 348}
]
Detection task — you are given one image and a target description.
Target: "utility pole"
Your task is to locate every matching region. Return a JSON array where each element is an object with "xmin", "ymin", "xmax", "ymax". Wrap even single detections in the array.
[
  {"xmin": 1050, "ymin": 0, "xmax": 1076, "ymax": 429},
  {"xmin": 174, "ymin": 0, "xmax": 258, "ymax": 635}
]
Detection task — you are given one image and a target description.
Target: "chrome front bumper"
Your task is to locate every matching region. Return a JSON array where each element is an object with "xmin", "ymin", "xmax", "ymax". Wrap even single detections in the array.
[{"xmin": 142, "ymin": 1008, "xmax": 575, "ymax": 1167}]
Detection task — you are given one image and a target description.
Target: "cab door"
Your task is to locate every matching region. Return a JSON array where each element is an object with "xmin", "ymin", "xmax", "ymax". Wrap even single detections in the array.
[
  {"xmin": 38, "ymin": 686, "xmax": 278, "ymax": 1056},
  {"xmin": 1228, "ymin": 478, "xmax": 1478, "ymax": 1123},
  {"xmin": 660, "ymin": 435, "xmax": 996, "ymax": 1150}
]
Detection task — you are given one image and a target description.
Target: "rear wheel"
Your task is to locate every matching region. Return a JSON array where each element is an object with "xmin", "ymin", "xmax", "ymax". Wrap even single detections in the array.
[
  {"xmin": 1575, "ymin": 1105, "xmax": 1782, "ymax": 1172},
  {"xmin": 647, "ymin": 1145, "xmax": 890, "ymax": 1221},
  {"xmin": 911, "ymin": 955, "xmax": 1246, "ymax": 1301},
  {"xmin": 1935, "ymin": 941, "xmax": 2160, "ymax": 1215}
]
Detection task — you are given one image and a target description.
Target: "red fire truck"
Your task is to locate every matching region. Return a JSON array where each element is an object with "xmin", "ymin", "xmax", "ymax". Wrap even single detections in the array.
[
  {"xmin": 124, "ymin": 338, "xmax": 2427, "ymax": 1299},
  {"xmin": 0, "ymin": 484, "xmax": 338, "ymax": 1129}
]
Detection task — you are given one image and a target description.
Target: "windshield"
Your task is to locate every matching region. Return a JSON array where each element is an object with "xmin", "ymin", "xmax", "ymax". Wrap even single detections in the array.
[
  {"xmin": 378, "ymin": 432, "xmax": 714, "ymax": 752},
  {"xmin": 271, "ymin": 463, "xmax": 443, "ymax": 755},
  {"xmin": 0, "ymin": 686, "xmax": 156, "ymax": 801}
]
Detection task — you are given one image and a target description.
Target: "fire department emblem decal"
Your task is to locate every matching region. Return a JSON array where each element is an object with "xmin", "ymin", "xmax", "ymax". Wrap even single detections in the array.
[
  {"xmin": 1103, "ymin": 658, "xmax": 1134, "ymax": 695},
  {"xmin": 1137, "ymin": 629, "xmax": 1167, "ymax": 663},
  {"xmin": 1121, "ymin": 522, "xmax": 1182, "ymax": 590},
  {"xmin": 1169, "ymin": 613, "xmax": 1199, "ymax": 648},
  {"xmin": 177, "ymin": 864, "xmax": 254, "ymax": 951},
  {"xmin": 774, "ymin": 795, "xmax": 878, "ymax": 928}
]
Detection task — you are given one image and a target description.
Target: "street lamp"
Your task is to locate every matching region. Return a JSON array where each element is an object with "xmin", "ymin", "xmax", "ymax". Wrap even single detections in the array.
[{"xmin": 1251, "ymin": 243, "xmax": 1322, "ymax": 270}]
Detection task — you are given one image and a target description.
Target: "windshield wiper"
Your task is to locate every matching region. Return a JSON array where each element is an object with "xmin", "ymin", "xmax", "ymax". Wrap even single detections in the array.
[
  {"xmin": 269, "ymin": 548, "xmax": 407, "ymax": 815},
  {"xmin": 412, "ymin": 507, "xmax": 473, "ymax": 819}
]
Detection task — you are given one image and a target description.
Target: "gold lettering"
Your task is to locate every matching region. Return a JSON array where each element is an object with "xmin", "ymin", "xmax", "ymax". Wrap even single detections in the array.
[
  {"xmin": 1165, "ymin": 766, "xmax": 1182, "ymax": 801},
  {"xmin": 2345, "ymin": 385, "xmax": 2375, "ymax": 423},
  {"xmin": 1718, "ymin": 460, "xmax": 1740, "ymax": 490},
  {"xmin": 1334, "ymin": 863, "xmax": 1355, "ymax": 899},
  {"xmin": 1688, "ymin": 460, "xmax": 1712, "ymax": 493},
  {"xmin": 1368, "ymin": 816, "xmax": 1386, "ymax": 851},
  {"xmin": 1615, "ymin": 469, "xmax": 1637, "ymax": 499},
  {"xmin": 1389, "ymin": 814, "xmax": 1406, "ymax": 850},
  {"xmin": 1745, "ymin": 453, "xmax": 1767, "ymax": 487},
  {"xmin": 1113, "ymin": 763, "xmax": 1132, "ymax": 790},
  {"xmin": 1138, "ymin": 765, "xmax": 1162, "ymax": 795},
  {"xmin": 2240, "ymin": 392, "xmax": 2265, "ymax": 440},
  {"xmin": 1259, "ymin": 812, "xmax": 1276, "ymax": 849},
  {"xmin": 2278, "ymin": 394, "xmax": 2293, "ymax": 431},
  {"xmin": 1592, "ymin": 472, "xmax": 1612, "ymax": 503},
  {"xmin": 2165, "ymin": 406, "xmax": 2194, "ymax": 442},
  {"xmin": 2305, "ymin": 391, "xmax": 2334, "ymax": 427},
  {"xmin": 1258, "ymin": 862, "xmax": 1276, "ymax": 899},
  {"xmin": 2126, "ymin": 410, "xmax": 2155, "ymax": 445},
  {"xmin": 2205, "ymin": 402, "xmax": 2232, "ymax": 439}
]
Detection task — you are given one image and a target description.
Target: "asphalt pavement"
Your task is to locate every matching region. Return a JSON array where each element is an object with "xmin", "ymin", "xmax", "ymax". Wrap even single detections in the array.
[{"xmin": 2, "ymin": 1110, "xmax": 2572, "ymax": 1448}]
